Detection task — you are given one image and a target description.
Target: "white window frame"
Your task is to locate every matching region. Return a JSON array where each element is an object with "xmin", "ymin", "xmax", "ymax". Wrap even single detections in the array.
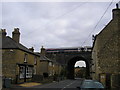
[
  {"xmin": 53, "ymin": 64, "xmax": 55, "ymax": 67},
  {"xmin": 33, "ymin": 67, "xmax": 36, "ymax": 75},
  {"xmin": 19, "ymin": 66, "xmax": 33, "ymax": 79},
  {"xmin": 19, "ymin": 66, "xmax": 25, "ymax": 79},
  {"xmin": 24, "ymin": 54, "xmax": 27, "ymax": 63},
  {"xmin": 34, "ymin": 56, "xmax": 37, "ymax": 65},
  {"xmin": 49, "ymin": 62, "xmax": 52, "ymax": 66},
  {"xmin": 26, "ymin": 67, "xmax": 33, "ymax": 78}
]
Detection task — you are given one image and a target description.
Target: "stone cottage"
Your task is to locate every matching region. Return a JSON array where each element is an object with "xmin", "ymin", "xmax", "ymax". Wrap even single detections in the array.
[
  {"xmin": 0, "ymin": 28, "xmax": 41, "ymax": 83},
  {"xmin": 39, "ymin": 46, "xmax": 62, "ymax": 78},
  {"xmin": 91, "ymin": 4, "xmax": 120, "ymax": 88}
]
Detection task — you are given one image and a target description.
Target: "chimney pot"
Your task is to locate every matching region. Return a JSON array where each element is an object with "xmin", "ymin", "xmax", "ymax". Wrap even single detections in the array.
[
  {"xmin": 12, "ymin": 28, "xmax": 20, "ymax": 43},
  {"xmin": 112, "ymin": 3, "xmax": 120, "ymax": 19},
  {"xmin": 116, "ymin": 3, "xmax": 119, "ymax": 9},
  {"xmin": 0, "ymin": 29, "xmax": 7, "ymax": 37}
]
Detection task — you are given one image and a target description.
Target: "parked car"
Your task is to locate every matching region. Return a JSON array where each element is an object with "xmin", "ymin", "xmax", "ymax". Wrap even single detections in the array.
[{"xmin": 78, "ymin": 80, "xmax": 104, "ymax": 90}]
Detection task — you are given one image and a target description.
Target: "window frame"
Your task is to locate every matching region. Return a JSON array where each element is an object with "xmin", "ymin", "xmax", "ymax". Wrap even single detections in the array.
[
  {"xmin": 19, "ymin": 66, "xmax": 25, "ymax": 79},
  {"xmin": 26, "ymin": 66, "xmax": 33, "ymax": 78},
  {"xmin": 34, "ymin": 56, "xmax": 37, "ymax": 65},
  {"xmin": 24, "ymin": 53, "xmax": 28, "ymax": 63},
  {"xmin": 19, "ymin": 65, "xmax": 33, "ymax": 79}
]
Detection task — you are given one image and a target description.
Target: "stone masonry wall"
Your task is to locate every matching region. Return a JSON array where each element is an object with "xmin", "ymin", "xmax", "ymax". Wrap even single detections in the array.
[{"xmin": 92, "ymin": 8, "xmax": 120, "ymax": 88}]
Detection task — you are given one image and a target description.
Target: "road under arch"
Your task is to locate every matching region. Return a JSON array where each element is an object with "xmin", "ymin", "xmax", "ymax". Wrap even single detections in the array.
[{"xmin": 67, "ymin": 56, "xmax": 90, "ymax": 79}]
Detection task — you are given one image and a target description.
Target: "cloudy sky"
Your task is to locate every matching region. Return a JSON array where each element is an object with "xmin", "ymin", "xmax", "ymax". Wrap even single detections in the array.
[
  {"xmin": 1, "ymin": 0, "xmax": 120, "ymax": 52},
  {"xmin": 75, "ymin": 61, "xmax": 86, "ymax": 67}
]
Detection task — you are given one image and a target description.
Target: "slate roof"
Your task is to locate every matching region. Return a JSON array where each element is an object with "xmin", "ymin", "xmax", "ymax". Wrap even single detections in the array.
[
  {"xmin": 40, "ymin": 55, "xmax": 52, "ymax": 62},
  {"xmin": 0, "ymin": 36, "xmax": 40, "ymax": 56},
  {"xmin": 40, "ymin": 55, "xmax": 61, "ymax": 65},
  {"xmin": 34, "ymin": 51, "xmax": 54, "ymax": 62}
]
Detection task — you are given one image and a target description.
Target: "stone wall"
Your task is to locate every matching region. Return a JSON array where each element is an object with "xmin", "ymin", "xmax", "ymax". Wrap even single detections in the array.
[
  {"xmin": 39, "ymin": 61, "xmax": 49, "ymax": 76},
  {"xmin": 2, "ymin": 49, "xmax": 16, "ymax": 80},
  {"xmin": 2, "ymin": 49, "xmax": 40, "ymax": 83},
  {"xmin": 92, "ymin": 7, "xmax": 120, "ymax": 88}
]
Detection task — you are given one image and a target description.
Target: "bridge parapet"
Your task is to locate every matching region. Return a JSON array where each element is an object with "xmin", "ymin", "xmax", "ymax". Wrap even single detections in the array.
[{"xmin": 46, "ymin": 46, "xmax": 92, "ymax": 53}]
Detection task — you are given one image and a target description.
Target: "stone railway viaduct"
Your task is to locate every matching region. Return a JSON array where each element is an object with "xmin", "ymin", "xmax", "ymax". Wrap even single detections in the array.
[{"xmin": 45, "ymin": 47, "xmax": 92, "ymax": 79}]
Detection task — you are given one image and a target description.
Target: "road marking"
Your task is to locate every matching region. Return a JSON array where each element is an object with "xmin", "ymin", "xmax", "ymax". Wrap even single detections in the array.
[
  {"xmin": 61, "ymin": 87, "xmax": 66, "ymax": 90},
  {"xmin": 61, "ymin": 80, "xmax": 77, "ymax": 90},
  {"xmin": 39, "ymin": 80, "xmax": 70, "ymax": 88},
  {"xmin": 67, "ymin": 84, "xmax": 70, "ymax": 86}
]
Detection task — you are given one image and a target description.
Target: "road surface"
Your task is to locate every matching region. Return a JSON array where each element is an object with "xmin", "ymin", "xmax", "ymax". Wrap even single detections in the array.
[
  {"xmin": 32, "ymin": 79, "xmax": 83, "ymax": 89},
  {"xmin": 6, "ymin": 79, "xmax": 83, "ymax": 90}
]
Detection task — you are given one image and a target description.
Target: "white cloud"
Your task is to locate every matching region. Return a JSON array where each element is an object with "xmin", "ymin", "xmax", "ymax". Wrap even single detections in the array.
[
  {"xmin": 75, "ymin": 61, "xmax": 86, "ymax": 67},
  {"xmin": 2, "ymin": 0, "xmax": 119, "ymax": 2},
  {"xmin": 2, "ymin": 2, "xmax": 118, "ymax": 51}
]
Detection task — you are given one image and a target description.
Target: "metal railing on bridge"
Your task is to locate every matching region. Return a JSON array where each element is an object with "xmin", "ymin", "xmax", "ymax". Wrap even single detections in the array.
[{"xmin": 46, "ymin": 46, "xmax": 92, "ymax": 53}]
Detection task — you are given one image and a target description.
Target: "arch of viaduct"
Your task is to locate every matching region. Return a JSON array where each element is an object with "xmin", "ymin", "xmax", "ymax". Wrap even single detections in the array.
[{"xmin": 46, "ymin": 47, "xmax": 92, "ymax": 79}]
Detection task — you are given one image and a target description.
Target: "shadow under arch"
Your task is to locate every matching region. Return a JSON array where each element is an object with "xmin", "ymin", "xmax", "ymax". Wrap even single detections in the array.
[{"xmin": 67, "ymin": 56, "xmax": 90, "ymax": 79}]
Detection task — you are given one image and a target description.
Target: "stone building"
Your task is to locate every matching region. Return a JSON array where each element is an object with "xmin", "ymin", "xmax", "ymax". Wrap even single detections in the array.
[
  {"xmin": 0, "ymin": 28, "xmax": 41, "ymax": 83},
  {"xmin": 39, "ymin": 46, "xmax": 53, "ymax": 77},
  {"xmin": 91, "ymin": 4, "xmax": 120, "ymax": 88},
  {"xmin": 39, "ymin": 46, "xmax": 62, "ymax": 77}
]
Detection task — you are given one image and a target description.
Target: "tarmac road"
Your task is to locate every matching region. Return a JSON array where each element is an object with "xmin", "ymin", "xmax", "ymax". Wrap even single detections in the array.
[
  {"xmin": 5, "ymin": 78, "xmax": 83, "ymax": 90},
  {"xmin": 32, "ymin": 79, "xmax": 83, "ymax": 89}
]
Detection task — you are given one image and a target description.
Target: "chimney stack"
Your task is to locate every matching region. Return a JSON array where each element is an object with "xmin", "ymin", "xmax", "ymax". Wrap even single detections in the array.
[
  {"xmin": 29, "ymin": 47, "xmax": 34, "ymax": 52},
  {"xmin": 112, "ymin": 3, "xmax": 120, "ymax": 19},
  {"xmin": 0, "ymin": 29, "xmax": 7, "ymax": 38},
  {"xmin": 41, "ymin": 46, "xmax": 46, "ymax": 56},
  {"xmin": 12, "ymin": 28, "xmax": 20, "ymax": 43}
]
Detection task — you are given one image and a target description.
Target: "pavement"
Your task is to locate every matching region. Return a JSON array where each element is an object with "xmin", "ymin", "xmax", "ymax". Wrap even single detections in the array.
[
  {"xmin": 17, "ymin": 82, "xmax": 42, "ymax": 87},
  {"xmin": 2, "ymin": 78, "xmax": 84, "ymax": 90}
]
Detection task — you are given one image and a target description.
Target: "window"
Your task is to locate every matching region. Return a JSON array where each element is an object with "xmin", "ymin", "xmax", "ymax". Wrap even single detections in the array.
[
  {"xmin": 24, "ymin": 54, "xmax": 27, "ymax": 63},
  {"xmin": 88, "ymin": 48, "xmax": 92, "ymax": 52},
  {"xmin": 19, "ymin": 66, "xmax": 33, "ymax": 79},
  {"xmin": 49, "ymin": 62, "xmax": 52, "ymax": 66},
  {"xmin": 53, "ymin": 70, "xmax": 55, "ymax": 75},
  {"xmin": 19, "ymin": 66, "xmax": 25, "ymax": 79},
  {"xmin": 84, "ymin": 48, "xmax": 87, "ymax": 52},
  {"xmin": 33, "ymin": 67, "xmax": 36, "ymax": 75},
  {"xmin": 49, "ymin": 71, "xmax": 53, "ymax": 76},
  {"xmin": 34, "ymin": 56, "xmax": 37, "ymax": 65},
  {"xmin": 26, "ymin": 67, "xmax": 33, "ymax": 78}
]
